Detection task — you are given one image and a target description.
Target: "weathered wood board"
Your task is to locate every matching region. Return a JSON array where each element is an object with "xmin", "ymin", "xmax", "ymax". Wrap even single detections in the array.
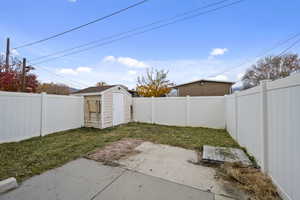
[{"xmin": 202, "ymin": 145, "xmax": 252, "ymax": 166}]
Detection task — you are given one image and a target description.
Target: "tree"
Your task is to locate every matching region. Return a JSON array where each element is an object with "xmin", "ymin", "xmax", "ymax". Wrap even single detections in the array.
[
  {"xmin": 37, "ymin": 82, "xmax": 70, "ymax": 95},
  {"xmin": 136, "ymin": 68, "xmax": 173, "ymax": 97},
  {"xmin": 242, "ymin": 54, "xmax": 300, "ymax": 89},
  {"xmin": 0, "ymin": 55, "xmax": 39, "ymax": 92},
  {"xmin": 95, "ymin": 81, "xmax": 107, "ymax": 87}
]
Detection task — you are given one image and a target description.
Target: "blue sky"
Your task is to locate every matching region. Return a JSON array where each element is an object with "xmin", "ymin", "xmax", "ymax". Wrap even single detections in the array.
[{"xmin": 1, "ymin": 0, "xmax": 300, "ymax": 89}]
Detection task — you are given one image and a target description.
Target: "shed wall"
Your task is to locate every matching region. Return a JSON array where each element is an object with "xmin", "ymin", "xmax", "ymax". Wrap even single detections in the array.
[{"xmin": 101, "ymin": 87, "xmax": 132, "ymax": 129}]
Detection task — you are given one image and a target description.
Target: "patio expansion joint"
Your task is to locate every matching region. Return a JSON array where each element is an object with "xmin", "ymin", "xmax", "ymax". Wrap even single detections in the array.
[
  {"xmin": 89, "ymin": 169, "xmax": 128, "ymax": 200},
  {"xmin": 123, "ymin": 168, "xmax": 220, "ymax": 198}
]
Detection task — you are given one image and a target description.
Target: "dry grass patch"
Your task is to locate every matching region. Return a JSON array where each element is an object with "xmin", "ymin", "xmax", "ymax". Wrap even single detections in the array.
[
  {"xmin": 217, "ymin": 162, "xmax": 281, "ymax": 200},
  {"xmin": 86, "ymin": 138, "xmax": 144, "ymax": 166}
]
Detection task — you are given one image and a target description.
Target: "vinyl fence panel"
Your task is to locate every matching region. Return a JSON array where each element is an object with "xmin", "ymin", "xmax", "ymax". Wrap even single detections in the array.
[
  {"xmin": 43, "ymin": 94, "xmax": 84, "ymax": 135},
  {"xmin": 224, "ymin": 95, "xmax": 236, "ymax": 139},
  {"xmin": 133, "ymin": 96, "xmax": 225, "ymax": 129},
  {"xmin": 225, "ymin": 73, "xmax": 300, "ymax": 200},
  {"xmin": 0, "ymin": 92, "xmax": 84, "ymax": 143},
  {"xmin": 266, "ymin": 75, "xmax": 300, "ymax": 200},
  {"xmin": 189, "ymin": 97, "xmax": 225, "ymax": 128},
  {"xmin": 0, "ymin": 92, "xmax": 42, "ymax": 143},
  {"xmin": 153, "ymin": 97, "xmax": 187, "ymax": 126},
  {"xmin": 237, "ymin": 87, "xmax": 263, "ymax": 166},
  {"xmin": 132, "ymin": 98, "xmax": 152, "ymax": 123}
]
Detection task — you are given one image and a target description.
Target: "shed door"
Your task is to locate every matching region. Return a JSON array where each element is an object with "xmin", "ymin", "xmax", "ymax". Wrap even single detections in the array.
[
  {"xmin": 84, "ymin": 96, "xmax": 101, "ymax": 128},
  {"xmin": 113, "ymin": 93, "xmax": 125, "ymax": 126}
]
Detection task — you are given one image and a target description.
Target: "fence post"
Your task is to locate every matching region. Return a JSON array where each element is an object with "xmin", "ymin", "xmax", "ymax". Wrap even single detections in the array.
[
  {"xmin": 81, "ymin": 96, "xmax": 85, "ymax": 127},
  {"xmin": 40, "ymin": 92, "xmax": 47, "ymax": 136},
  {"xmin": 224, "ymin": 95, "xmax": 227, "ymax": 130},
  {"xmin": 151, "ymin": 96, "xmax": 155, "ymax": 124},
  {"xmin": 186, "ymin": 96, "xmax": 190, "ymax": 126},
  {"xmin": 260, "ymin": 80, "xmax": 269, "ymax": 173},
  {"xmin": 234, "ymin": 92, "xmax": 239, "ymax": 141}
]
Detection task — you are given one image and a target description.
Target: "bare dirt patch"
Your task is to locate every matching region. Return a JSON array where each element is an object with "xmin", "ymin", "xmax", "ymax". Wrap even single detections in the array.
[
  {"xmin": 217, "ymin": 162, "xmax": 281, "ymax": 200},
  {"xmin": 86, "ymin": 138, "xmax": 144, "ymax": 166}
]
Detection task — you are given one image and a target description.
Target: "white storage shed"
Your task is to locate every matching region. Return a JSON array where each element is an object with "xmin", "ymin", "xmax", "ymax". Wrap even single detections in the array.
[{"xmin": 73, "ymin": 85, "xmax": 132, "ymax": 129}]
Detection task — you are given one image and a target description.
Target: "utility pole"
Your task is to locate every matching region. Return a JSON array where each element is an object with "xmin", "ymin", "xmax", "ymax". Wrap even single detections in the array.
[
  {"xmin": 5, "ymin": 38, "xmax": 10, "ymax": 71},
  {"xmin": 21, "ymin": 58, "xmax": 26, "ymax": 92}
]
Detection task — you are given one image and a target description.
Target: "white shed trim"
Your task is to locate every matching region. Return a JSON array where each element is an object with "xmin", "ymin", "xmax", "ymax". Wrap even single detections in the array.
[
  {"xmin": 101, "ymin": 94, "xmax": 104, "ymax": 129},
  {"xmin": 72, "ymin": 85, "xmax": 131, "ymax": 97},
  {"xmin": 101, "ymin": 85, "xmax": 131, "ymax": 96},
  {"xmin": 72, "ymin": 92, "xmax": 102, "ymax": 96}
]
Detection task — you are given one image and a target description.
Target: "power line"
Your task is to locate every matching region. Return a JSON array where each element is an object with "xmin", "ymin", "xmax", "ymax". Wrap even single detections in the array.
[
  {"xmin": 37, "ymin": 65, "xmax": 90, "ymax": 88},
  {"xmin": 13, "ymin": 0, "xmax": 149, "ymax": 50},
  {"xmin": 206, "ymin": 32, "xmax": 300, "ymax": 79},
  {"xmin": 39, "ymin": 31, "xmax": 300, "ymax": 89},
  {"xmin": 29, "ymin": 0, "xmax": 232, "ymax": 62},
  {"xmin": 278, "ymin": 37, "xmax": 300, "ymax": 56},
  {"xmin": 30, "ymin": 0, "xmax": 245, "ymax": 65}
]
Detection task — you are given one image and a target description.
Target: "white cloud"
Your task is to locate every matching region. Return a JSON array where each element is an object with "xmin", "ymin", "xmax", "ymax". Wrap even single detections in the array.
[
  {"xmin": 77, "ymin": 67, "xmax": 92, "ymax": 73},
  {"xmin": 103, "ymin": 56, "xmax": 115, "ymax": 62},
  {"xmin": 11, "ymin": 49, "xmax": 19, "ymax": 56},
  {"xmin": 128, "ymin": 70, "xmax": 137, "ymax": 75},
  {"xmin": 118, "ymin": 57, "xmax": 148, "ymax": 68},
  {"xmin": 208, "ymin": 74, "xmax": 229, "ymax": 81},
  {"xmin": 58, "ymin": 68, "xmax": 78, "ymax": 75},
  {"xmin": 103, "ymin": 56, "xmax": 148, "ymax": 68},
  {"xmin": 0, "ymin": 49, "xmax": 19, "ymax": 57},
  {"xmin": 210, "ymin": 48, "xmax": 228, "ymax": 56},
  {"xmin": 58, "ymin": 67, "xmax": 92, "ymax": 75},
  {"xmin": 237, "ymin": 72, "xmax": 244, "ymax": 80},
  {"xmin": 68, "ymin": 0, "xmax": 77, "ymax": 2}
]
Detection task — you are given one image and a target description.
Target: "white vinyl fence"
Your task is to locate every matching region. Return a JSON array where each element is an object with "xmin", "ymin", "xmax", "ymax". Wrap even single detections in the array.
[
  {"xmin": 225, "ymin": 73, "xmax": 300, "ymax": 200},
  {"xmin": 133, "ymin": 96, "xmax": 225, "ymax": 129},
  {"xmin": 0, "ymin": 92, "xmax": 84, "ymax": 143}
]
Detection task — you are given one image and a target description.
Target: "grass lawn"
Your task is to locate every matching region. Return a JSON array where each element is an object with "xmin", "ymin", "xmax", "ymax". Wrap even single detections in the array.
[{"xmin": 0, "ymin": 122, "xmax": 239, "ymax": 182}]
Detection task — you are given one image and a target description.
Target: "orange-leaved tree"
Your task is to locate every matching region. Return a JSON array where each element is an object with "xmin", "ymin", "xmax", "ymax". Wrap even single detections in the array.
[{"xmin": 136, "ymin": 68, "xmax": 173, "ymax": 97}]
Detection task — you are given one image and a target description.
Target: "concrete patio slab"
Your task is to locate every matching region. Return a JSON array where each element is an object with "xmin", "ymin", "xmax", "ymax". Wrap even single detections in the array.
[
  {"xmin": 93, "ymin": 170, "xmax": 214, "ymax": 200},
  {"xmin": 0, "ymin": 158, "xmax": 215, "ymax": 200},
  {"xmin": 117, "ymin": 142, "xmax": 238, "ymax": 198},
  {"xmin": 0, "ymin": 159, "xmax": 125, "ymax": 200}
]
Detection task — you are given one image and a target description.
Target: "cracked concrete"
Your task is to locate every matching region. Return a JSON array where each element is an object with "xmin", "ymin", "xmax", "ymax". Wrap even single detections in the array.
[
  {"xmin": 0, "ymin": 158, "xmax": 216, "ymax": 200},
  {"xmin": 117, "ymin": 142, "xmax": 240, "ymax": 199}
]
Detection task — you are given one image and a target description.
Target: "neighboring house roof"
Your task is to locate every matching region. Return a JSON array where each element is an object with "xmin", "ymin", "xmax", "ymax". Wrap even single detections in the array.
[
  {"xmin": 173, "ymin": 79, "xmax": 235, "ymax": 88},
  {"xmin": 72, "ymin": 85, "xmax": 115, "ymax": 94},
  {"xmin": 128, "ymin": 89, "xmax": 139, "ymax": 96}
]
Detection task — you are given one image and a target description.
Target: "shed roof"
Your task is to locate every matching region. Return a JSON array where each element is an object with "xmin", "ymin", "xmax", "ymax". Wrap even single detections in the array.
[
  {"xmin": 173, "ymin": 79, "xmax": 235, "ymax": 88},
  {"xmin": 72, "ymin": 85, "xmax": 115, "ymax": 94}
]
